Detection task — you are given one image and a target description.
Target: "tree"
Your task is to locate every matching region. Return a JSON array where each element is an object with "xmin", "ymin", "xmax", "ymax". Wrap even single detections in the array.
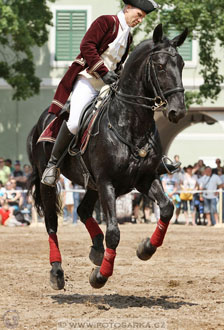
[
  {"xmin": 120, "ymin": 0, "xmax": 224, "ymax": 108},
  {"xmin": 0, "ymin": 0, "xmax": 55, "ymax": 100}
]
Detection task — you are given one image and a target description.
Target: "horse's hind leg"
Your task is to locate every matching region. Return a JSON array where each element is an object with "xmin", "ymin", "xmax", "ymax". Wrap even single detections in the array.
[
  {"xmin": 136, "ymin": 177, "xmax": 174, "ymax": 261},
  {"xmin": 77, "ymin": 189, "xmax": 104, "ymax": 266},
  {"xmin": 40, "ymin": 184, "xmax": 65, "ymax": 290}
]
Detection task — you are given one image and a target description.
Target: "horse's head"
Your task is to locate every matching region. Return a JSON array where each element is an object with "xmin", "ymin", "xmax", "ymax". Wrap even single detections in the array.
[{"xmin": 148, "ymin": 24, "xmax": 188, "ymax": 123}]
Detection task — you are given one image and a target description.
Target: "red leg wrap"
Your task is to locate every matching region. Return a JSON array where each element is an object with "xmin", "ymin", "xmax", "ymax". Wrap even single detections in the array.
[
  {"xmin": 100, "ymin": 248, "xmax": 116, "ymax": 277},
  {"xmin": 85, "ymin": 217, "xmax": 103, "ymax": 239},
  {"xmin": 49, "ymin": 233, "xmax": 62, "ymax": 264},
  {"xmin": 150, "ymin": 219, "xmax": 169, "ymax": 247}
]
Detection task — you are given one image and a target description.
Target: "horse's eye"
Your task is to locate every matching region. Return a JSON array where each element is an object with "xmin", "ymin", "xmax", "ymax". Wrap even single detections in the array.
[{"xmin": 157, "ymin": 64, "xmax": 164, "ymax": 71}]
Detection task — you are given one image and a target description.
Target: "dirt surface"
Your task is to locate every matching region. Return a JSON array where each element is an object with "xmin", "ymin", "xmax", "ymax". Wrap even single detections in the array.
[{"xmin": 0, "ymin": 222, "xmax": 224, "ymax": 330}]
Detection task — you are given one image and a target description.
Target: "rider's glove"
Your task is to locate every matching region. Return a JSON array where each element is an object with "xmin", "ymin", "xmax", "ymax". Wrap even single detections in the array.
[{"xmin": 101, "ymin": 71, "xmax": 118, "ymax": 85}]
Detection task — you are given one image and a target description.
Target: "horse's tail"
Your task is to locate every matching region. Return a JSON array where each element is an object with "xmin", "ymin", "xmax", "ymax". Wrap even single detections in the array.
[
  {"xmin": 26, "ymin": 124, "xmax": 45, "ymax": 217},
  {"xmin": 27, "ymin": 117, "xmax": 62, "ymax": 218}
]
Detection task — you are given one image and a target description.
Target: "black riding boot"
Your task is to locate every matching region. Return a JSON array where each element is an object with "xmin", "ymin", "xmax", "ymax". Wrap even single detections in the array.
[{"xmin": 41, "ymin": 121, "xmax": 74, "ymax": 187}]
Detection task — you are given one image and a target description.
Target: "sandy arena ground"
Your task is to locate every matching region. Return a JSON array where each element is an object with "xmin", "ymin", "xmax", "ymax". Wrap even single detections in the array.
[{"xmin": 0, "ymin": 221, "xmax": 224, "ymax": 330}]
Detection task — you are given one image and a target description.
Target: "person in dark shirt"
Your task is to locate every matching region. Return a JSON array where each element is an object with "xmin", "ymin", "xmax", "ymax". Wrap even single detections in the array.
[
  {"xmin": 13, "ymin": 160, "xmax": 27, "ymax": 190},
  {"xmin": 5, "ymin": 158, "xmax": 14, "ymax": 174}
]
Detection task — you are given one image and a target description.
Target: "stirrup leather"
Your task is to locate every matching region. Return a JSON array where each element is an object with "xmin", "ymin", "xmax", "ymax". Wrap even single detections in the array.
[{"xmin": 41, "ymin": 166, "xmax": 60, "ymax": 187}]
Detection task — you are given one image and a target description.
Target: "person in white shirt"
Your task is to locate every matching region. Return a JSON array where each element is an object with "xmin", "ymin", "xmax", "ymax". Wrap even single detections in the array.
[
  {"xmin": 172, "ymin": 170, "xmax": 183, "ymax": 224},
  {"xmin": 181, "ymin": 165, "xmax": 198, "ymax": 225},
  {"xmin": 161, "ymin": 173, "xmax": 181, "ymax": 224},
  {"xmin": 216, "ymin": 168, "xmax": 224, "ymax": 223},
  {"xmin": 199, "ymin": 166, "xmax": 222, "ymax": 226}
]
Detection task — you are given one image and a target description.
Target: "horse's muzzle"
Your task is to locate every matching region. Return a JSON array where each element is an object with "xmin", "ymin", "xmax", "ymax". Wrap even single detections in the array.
[{"xmin": 168, "ymin": 109, "xmax": 186, "ymax": 123}]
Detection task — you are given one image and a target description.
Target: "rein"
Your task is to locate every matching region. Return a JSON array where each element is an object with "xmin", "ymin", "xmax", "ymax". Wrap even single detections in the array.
[{"xmin": 113, "ymin": 88, "xmax": 166, "ymax": 112}]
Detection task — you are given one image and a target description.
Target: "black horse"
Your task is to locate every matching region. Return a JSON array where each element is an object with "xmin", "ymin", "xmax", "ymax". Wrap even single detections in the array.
[{"xmin": 27, "ymin": 24, "xmax": 188, "ymax": 290}]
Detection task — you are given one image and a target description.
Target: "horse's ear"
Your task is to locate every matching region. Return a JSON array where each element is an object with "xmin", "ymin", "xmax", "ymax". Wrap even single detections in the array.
[
  {"xmin": 153, "ymin": 24, "xmax": 163, "ymax": 44},
  {"xmin": 171, "ymin": 28, "xmax": 188, "ymax": 47}
]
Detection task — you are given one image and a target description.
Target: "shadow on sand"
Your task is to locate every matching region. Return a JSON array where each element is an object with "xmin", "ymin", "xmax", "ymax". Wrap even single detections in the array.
[{"xmin": 51, "ymin": 293, "xmax": 197, "ymax": 310}]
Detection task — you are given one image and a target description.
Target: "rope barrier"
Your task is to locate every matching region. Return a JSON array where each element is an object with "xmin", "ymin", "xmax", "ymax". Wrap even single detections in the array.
[{"xmin": 1, "ymin": 188, "xmax": 223, "ymax": 225}]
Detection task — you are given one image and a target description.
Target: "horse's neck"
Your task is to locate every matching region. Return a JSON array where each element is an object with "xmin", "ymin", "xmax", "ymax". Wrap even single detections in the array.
[
  {"xmin": 109, "ymin": 45, "xmax": 156, "ymax": 138},
  {"xmin": 110, "ymin": 92, "xmax": 155, "ymax": 141},
  {"xmin": 114, "ymin": 77, "xmax": 154, "ymax": 134},
  {"xmin": 119, "ymin": 41, "xmax": 155, "ymax": 100}
]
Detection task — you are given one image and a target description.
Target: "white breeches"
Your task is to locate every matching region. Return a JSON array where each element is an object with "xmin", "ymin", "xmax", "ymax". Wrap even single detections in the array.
[{"xmin": 66, "ymin": 76, "xmax": 99, "ymax": 134}]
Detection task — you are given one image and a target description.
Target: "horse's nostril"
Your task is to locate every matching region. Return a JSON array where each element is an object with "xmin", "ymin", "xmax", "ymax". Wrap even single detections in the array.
[
  {"xmin": 168, "ymin": 110, "xmax": 178, "ymax": 123},
  {"xmin": 169, "ymin": 110, "xmax": 176, "ymax": 117}
]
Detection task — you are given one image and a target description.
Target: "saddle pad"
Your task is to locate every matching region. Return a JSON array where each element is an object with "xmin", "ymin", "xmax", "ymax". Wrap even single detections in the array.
[
  {"xmin": 37, "ymin": 89, "xmax": 110, "ymax": 150},
  {"xmin": 37, "ymin": 112, "xmax": 69, "ymax": 144},
  {"xmin": 37, "ymin": 108, "xmax": 99, "ymax": 154}
]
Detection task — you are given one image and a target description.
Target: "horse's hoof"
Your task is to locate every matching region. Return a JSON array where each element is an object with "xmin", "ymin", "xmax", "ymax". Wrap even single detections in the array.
[
  {"xmin": 136, "ymin": 237, "xmax": 157, "ymax": 261},
  {"xmin": 50, "ymin": 262, "xmax": 65, "ymax": 290},
  {"xmin": 89, "ymin": 246, "xmax": 104, "ymax": 266},
  {"xmin": 89, "ymin": 267, "xmax": 108, "ymax": 289}
]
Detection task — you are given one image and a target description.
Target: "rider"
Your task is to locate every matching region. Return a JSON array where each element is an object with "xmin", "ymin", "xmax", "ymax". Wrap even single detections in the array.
[{"xmin": 41, "ymin": 0, "xmax": 159, "ymax": 187}]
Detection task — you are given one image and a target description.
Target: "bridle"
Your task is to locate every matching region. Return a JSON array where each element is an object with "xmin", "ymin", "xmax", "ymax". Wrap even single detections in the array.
[
  {"xmin": 147, "ymin": 50, "xmax": 185, "ymax": 108},
  {"xmin": 113, "ymin": 48, "xmax": 185, "ymax": 112}
]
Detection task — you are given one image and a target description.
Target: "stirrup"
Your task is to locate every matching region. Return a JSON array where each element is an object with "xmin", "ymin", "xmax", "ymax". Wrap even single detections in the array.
[
  {"xmin": 162, "ymin": 156, "xmax": 181, "ymax": 174},
  {"xmin": 41, "ymin": 166, "xmax": 60, "ymax": 187}
]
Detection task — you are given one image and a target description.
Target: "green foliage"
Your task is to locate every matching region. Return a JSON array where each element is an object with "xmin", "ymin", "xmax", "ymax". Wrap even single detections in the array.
[
  {"xmin": 0, "ymin": 0, "xmax": 55, "ymax": 100},
  {"xmin": 120, "ymin": 0, "xmax": 224, "ymax": 107}
]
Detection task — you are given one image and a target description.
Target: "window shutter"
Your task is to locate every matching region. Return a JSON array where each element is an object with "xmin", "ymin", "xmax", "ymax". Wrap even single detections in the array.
[
  {"xmin": 56, "ymin": 10, "xmax": 87, "ymax": 61},
  {"xmin": 168, "ymin": 29, "xmax": 192, "ymax": 61}
]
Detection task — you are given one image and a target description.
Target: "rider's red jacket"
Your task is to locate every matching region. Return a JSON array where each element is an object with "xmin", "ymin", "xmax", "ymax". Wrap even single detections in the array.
[{"xmin": 49, "ymin": 15, "xmax": 132, "ymax": 116}]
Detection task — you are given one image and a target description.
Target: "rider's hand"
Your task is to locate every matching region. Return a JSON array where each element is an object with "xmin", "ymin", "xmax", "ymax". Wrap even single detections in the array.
[{"xmin": 101, "ymin": 71, "xmax": 118, "ymax": 85}]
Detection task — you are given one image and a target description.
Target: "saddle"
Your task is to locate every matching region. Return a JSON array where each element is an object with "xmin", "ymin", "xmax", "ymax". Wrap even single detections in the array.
[
  {"xmin": 69, "ymin": 89, "xmax": 110, "ymax": 155},
  {"xmin": 37, "ymin": 86, "xmax": 112, "ymax": 155}
]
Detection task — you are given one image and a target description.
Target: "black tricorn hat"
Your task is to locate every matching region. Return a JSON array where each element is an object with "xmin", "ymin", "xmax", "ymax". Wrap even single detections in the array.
[{"xmin": 123, "ymin": 0, "xmax": 159, "ymax": 14}]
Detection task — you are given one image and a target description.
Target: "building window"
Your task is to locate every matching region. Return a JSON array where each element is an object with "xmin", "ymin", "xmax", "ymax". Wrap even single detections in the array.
[
  {"xmin": 55, "ymin": 10, "xmax": 87, "ymax": 61},
  {"xmin": 168, "ymin": 29, "xmax": 192, "ymax": 61}
]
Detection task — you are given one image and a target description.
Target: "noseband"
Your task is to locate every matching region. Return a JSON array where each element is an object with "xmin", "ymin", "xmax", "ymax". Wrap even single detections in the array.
[{"xmin": 114, "ymin": 48, "xmax": 185, "ymax": 112}]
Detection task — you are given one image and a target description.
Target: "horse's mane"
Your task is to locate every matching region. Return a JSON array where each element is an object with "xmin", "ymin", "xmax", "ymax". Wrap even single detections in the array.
[
  {"xmin": 129, "ymin": 36, "xmax": 171, "ymax": 61},
  {"xmin": 121, "ymin": 36, "xmax": 173, "ymax": 79}
]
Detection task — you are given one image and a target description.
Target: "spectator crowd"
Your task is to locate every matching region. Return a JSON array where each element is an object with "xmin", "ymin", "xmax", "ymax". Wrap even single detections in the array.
[
  {"xmin": 1, "ymin": 155, "xmax": 224, "ymax": 227},
  {"xmin": 0, "ymin": 156, "xmax": 83, "ymax": 226},
  {"xmin": 160, "ymin": 156, "xmax": 224, "ymax": 226},
  {"xmin": 115, "ymin": 156, "xmax": 224, "ymax": 226},
  {"xmin": 0, "ymin": 158, "xmax": 32, "ymax": 226}
]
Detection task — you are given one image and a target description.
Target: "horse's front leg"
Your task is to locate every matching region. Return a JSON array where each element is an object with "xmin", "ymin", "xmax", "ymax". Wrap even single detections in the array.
[
  {"xmin": 77, "ymin": 189, "xmax": 105, "ymax": 266},
  {"xmin": 89, "ymin": 183, "xmax": 119, "ymax": 289},
  {"xmin": 136, "ymin": 177, "xmax": 174, "ymax": 261},
  {"xmin": 40, "ymin": 184, "xmax": 65, "ymax": 290}
]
